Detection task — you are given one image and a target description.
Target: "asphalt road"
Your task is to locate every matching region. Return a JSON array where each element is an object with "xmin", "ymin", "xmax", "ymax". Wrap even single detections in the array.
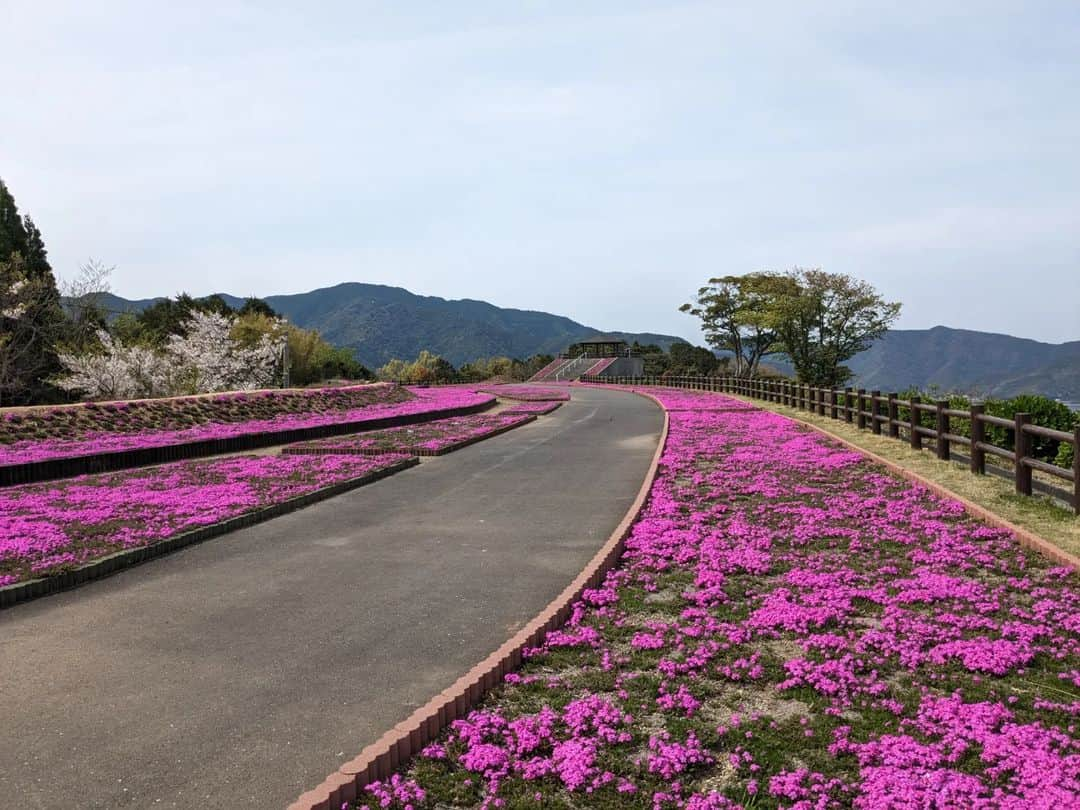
[{"xmin": 0, "ymin": 386, "xmax": 662, "ymax": 810}]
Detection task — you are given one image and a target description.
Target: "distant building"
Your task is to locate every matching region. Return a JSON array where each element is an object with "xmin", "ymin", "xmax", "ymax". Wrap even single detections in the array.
[{"xmin": 529, "ymin": 335, "xmax": 644, "ymax": 381}]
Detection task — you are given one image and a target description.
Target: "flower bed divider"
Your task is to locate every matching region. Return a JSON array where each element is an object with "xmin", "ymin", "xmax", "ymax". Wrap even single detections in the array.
[
  {"xmin": 0, "ymin": 398, "xmax": 494, "ymax": 488},
  {"xmin": 0, "ymin": 456, "xmax": 420, "ymax": 609},
  {"xmin": 503, "ymin": 400, "xmax": 563, "ymax": 416},
  {"xmin": 287, "ymin": 392, "xmax": 670, "ymax": 810},
  {"xmin": 282, "ymin": 414, "xmax": 537, "ymax": 458}
]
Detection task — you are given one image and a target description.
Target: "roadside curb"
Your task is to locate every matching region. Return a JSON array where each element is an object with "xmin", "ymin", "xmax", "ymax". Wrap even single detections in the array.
[
  {"xmin": 287, "ymin": 390, "xmax": 669, "ymax": 810},
  {"xmin": 0, "ymin": 457, "xmax": 420, "ymax": 609}
]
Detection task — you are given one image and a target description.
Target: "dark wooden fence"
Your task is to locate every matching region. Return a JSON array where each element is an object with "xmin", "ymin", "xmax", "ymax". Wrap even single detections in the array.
[{"xmin": 582, "ymin": 374, "xmax": 1080, "ymax": 515}]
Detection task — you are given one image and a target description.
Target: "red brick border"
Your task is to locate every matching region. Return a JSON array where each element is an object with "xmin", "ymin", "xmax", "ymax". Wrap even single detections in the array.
[{"xmin": 287, "ymin": 391, "xmax": 669, "ymax": 810}]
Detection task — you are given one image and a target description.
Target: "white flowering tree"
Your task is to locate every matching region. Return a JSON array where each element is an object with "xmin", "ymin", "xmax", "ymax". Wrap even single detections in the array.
[
  {"xmin": 166, "ymin": 310, "xmax": 284, "ymax": 394},
  {"xmin": 56, "ymin": 310, "xmax": 286, "ymax": 400},
  {"xmin": 56, "ymin": 331, "xmax": 171, "ymax": 400}
]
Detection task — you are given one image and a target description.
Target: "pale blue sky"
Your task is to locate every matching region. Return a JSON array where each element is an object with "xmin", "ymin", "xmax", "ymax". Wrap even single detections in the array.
[{"xmin": 3, "ymin": 1, "xmax": 1078, "ymax": 343}]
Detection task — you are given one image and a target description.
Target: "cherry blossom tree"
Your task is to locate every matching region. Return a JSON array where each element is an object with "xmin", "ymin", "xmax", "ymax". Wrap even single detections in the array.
[{"xmin": 56, "ymin": 310, "xmax": 286, "ymax": 400}]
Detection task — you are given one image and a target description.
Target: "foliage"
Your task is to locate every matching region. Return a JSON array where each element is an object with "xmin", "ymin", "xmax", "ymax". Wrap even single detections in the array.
[
  {"xmin": 458, "ymin": 354, "xmax": 554, "ymax": 383},
  {"xmin": 377, "ymin": 350, "xmax": 457, "ymax": 384},
  {"xmin": 55, "ymin": 310, "xmax": 285, "ymax": 399},
  {"xmin": 128, "ymin": 293, "xmax": 236, "ymax": 347},
  {"xmin": 679, "ymin": 273, "xmax": 781, "ymax": 377},
  {"xmin": 885, "ymin": 387, "xmax": 1076, "ymax": 468},
  {"xmin": 766, "ymin": 268, "xmax": 901, "ymax": 387},
  {"xmin": 0, "ymin": 253, "xmax": 66, "ymax": 406},
  {"xmin": 58, "ymin": 259, "xmax": 114, "ymax": 353},
  {"xmin": 0, "ymin": 179, "xmax": 65, "ymax": 404}
]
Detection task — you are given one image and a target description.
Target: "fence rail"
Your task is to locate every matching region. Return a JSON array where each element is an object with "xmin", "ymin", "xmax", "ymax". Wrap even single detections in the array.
[{"xmin": 582, "ymin": 374, "xmax": 1080, "ymax": 515}]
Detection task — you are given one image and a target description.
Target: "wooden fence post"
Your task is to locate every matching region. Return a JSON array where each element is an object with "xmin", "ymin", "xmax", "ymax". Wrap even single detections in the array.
[
  {"xmin": 818, "ymin": 387, "xmax": 827, "ymax": 416},
  {"xmin": 910, "ymin": 396, "xmax": 922, "ymax": 449},
  {"xmin": 843, "ymin": 388, "xmax": 854, "ymax": 423},
  {"xmin": 870, "ymin": 391, "xmax": 881, "ymax": 435},
  {"xmin": 857, "ymin": 389, "xmax": 867, "ymax": 429},
  {"xmin": 1014, "ymin": 413, "xmax": 1032, "ymax": 495},
  {"xmin": 887, "ymin": 394, "xmax": 899, "ymax": 438},
  {"xmin": 830, "ymin": 389, "xmax": 839, "ymax": 420},
  {"xmin": 970, "ymin": 402, "xmax": 986, "ymax": 474},
  {"xmin": 935, "ymin": 399, "xmax": 950, "ymax": 460},
  {"xmin": 1072, "ymin": 424, "xmax": 1080, "ymax": 515}
]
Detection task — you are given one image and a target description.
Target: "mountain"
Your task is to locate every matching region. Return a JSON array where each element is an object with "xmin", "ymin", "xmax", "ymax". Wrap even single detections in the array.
[
  {"xmin": 845, "ymin": 326, "xmax": 1080, "ymax": 401},
  {"xmin": 92, "ymin": 283, "xmax": 687, "ymax": 368},
  {"xmin": 85, "ymin": 286, "xmax": 1079, "ymax": 399}
]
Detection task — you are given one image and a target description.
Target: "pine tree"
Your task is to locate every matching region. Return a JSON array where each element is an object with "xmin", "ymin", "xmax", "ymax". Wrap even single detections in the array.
[{"xmin": 0, "ymin": 178, "xmax": 65, "ymax": 404}]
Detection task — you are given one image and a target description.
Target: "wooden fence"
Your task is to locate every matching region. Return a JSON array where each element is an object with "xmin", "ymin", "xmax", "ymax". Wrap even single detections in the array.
[{"xmin": 582, "ymin": 374, "xmax": 1080, "ymax": 515}]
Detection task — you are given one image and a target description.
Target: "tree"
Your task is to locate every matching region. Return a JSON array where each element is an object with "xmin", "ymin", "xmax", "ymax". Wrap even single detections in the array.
[
  {"xmin": 233, "ymin": 313, "xmax": 370, "ymax": 386},
  {"xmin": 59, "ymin": 259, "xmax": 114, "ymax": 352},
  {"xmin": 769, "ymin": 268, "xmax": 901, "ymax": 387},
  {"xmin": 237, "ymin": 296, "xmax": 277, "ymax": 318},
  {"xmin": 0, "ymin": 254, "xmax": 65, "ymax": 405},
  {"xmin": 56, "ymin": 309, "xmax": 286, "ymax": 399},
  {"xmin": 0, "ymin": 179, "xmax": 65, "ymax": 403},
  {"xmin": 55, "ymin": 330, "xmax": 170, "ymax": 400},
  {"xmin": 668, "ymin": 343, "xmax": 725, "ymax": 377},
  {"xmin": 679, "ymin": 274, "xmax": 781, "ymax": 377},
  {"xmin": 167, "ymin": 310, "xmax": 283, "ymax": 393},
  {"xmin": 376, "ymin": 350, "xmax": 456, "ymax": 384},
  {"xmin": 134, "ymin": 293, "xmax": 236, "ymax": 346}
]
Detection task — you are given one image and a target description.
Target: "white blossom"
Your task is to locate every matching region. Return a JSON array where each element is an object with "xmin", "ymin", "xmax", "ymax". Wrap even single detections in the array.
[{"xmin": 57, "ymin": 311, "xmax": 287, "ymax": 399}]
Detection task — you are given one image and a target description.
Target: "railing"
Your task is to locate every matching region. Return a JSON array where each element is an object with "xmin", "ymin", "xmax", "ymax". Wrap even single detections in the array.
[{"xmin": 581, "ymin": 374, "xmax": 1080, "ymax": 514}]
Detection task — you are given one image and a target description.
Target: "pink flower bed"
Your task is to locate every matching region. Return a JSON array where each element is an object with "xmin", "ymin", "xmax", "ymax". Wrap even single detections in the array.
[
  {"xmin": 0, "ymin": 387, "xmax": 492, "ymax": 467},
  {"xmin": 0, "ymin": 453, "xmax": 413, "ymax": 586},
  {"xmin": 503, "ymin": 401, "xmax": 563, "ymax": 416},
  {"xmin": 283, "ymin": 413, "xmax": 533, "ymax": 457},
  {"xmin": 476, "ymin": 386, "xmax": 569, "ymax": 402},
  {"xmin": 345, "ymin": 389, "xmax": 1080, "ymax": 810}
]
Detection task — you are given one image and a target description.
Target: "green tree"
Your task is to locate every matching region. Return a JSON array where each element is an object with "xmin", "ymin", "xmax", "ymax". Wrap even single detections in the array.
[
  {"xmin": 237, "ymin": 296, "xmax": 277, "ymax": 318},
  {"xmin": 680, "ymin": 274, "xmax": 781, "ymax": 377},
  {"xmin": 0, "ymin": 253, "xmax": 65, "ymax": 405},
  {"xmin": 0, "ymin": 179, "xmax": 65, "ymax": 403},
  {"xmin": 668, "ymin": 343, "xmax": 724, "ymax": 376},
  {"xmin": 769, "ymin": 268, "xmax": 901, "ymax": 387},
  {"xmin": 134, "ymin": 293, "xmax": 237, "ymax": 346}
]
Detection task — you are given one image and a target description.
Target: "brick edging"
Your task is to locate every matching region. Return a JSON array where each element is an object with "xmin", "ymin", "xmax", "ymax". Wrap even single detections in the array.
[
  {"xmin": 287, "ymin": 391, "xmax": 670, "ymax": 810},
  {"xmin": 0, "ymin": 399, "xmax": 494, "ymax": 488},
  {"xmin": 0, "ymin": 457, "xmax": 421, "ymax": 609},
  {"xmin": 746, "ymin": 405, "xmax": 1080, "ymax": 571},
  {"xmin": 281, "ymin": 415, "xmax": 537, "ymax": 458}
]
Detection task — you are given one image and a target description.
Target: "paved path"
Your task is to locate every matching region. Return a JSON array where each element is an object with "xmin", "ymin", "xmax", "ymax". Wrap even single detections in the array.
[{"xmin": 0, "ymin": 386, "xmax": 662, "ymax": 809}]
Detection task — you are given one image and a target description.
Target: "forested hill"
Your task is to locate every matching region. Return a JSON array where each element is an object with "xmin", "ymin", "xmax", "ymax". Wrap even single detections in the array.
[
  {"xmin": 94, "ymin": 283, "xmax": 686, "ymax": 368},
  {"xmin": 846, "ymin": 326, "xmax": 1080, "ymax": 400},
  {"xmin": 93, "ymin": 288, "xmax": 1079, "ymax": 399}
]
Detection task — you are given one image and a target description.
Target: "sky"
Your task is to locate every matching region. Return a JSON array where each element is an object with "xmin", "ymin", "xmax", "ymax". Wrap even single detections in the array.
[{"xmin": 2, "ymin": 1, "xmax": 1079, "ymax": 345}]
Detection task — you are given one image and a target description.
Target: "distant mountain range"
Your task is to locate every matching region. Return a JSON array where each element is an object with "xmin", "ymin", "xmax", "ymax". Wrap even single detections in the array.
[
  {"xmin": 91, "ymin": 284, "xmax": 685, "ymax": 368},
  {"xmin": 93, "ymin": 285, "xmax": 1079, "ymax": 400}
]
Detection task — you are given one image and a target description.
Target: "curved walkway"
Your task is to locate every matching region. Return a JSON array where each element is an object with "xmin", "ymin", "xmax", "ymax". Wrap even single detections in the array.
[{"xmin": 0, "ymin": 386, "xmax": 663, "ymax": 810}]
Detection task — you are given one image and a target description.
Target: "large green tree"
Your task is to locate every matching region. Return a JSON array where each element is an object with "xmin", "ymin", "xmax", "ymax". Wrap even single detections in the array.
[
  {"xmin": 679, "ymin": 273, "xmax": 781, "ymax": 377},
  {"xmin": 0, "ymin": 178, "xmax": 65, "ymax": 403},
  {"xmin": 769, "ymin": 268, "xmax": 901, "ymax": 387}
]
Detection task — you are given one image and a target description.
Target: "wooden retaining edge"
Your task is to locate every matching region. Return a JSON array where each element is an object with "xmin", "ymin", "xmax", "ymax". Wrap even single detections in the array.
[
  {"xmin": 287, "ymin": 392, "xmax": 670, "ymax": 810},
  {"xmin": 0, "ymin": 399, "xmax": 494, "ymax": 488},
  {"xmin": 281, "ymin": 415, "xmax": 537, "ymax": 458},
  {"xmin": 0, "ymin": 457, "xmax": 421, "ymax": 610}
]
